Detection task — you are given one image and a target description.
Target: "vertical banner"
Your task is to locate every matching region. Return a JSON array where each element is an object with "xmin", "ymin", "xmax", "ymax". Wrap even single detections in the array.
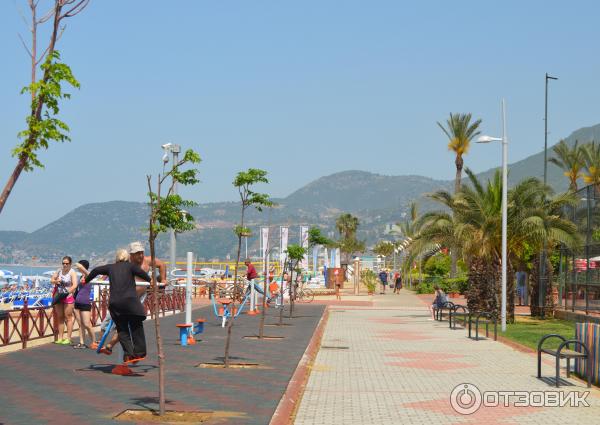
[
  {"xmin": 335, "ymin": 248, "xmax": 341, "ymax": 268},
  {"xmin": 300, "ymin": 225, "xmax": 309, "ymax": 271},
  {"xmin": 280, "ymin": 226, "xmax": 289, "ymax": 267},
  {"xmin": 330, "ymin": 248, "xmax": 336, "ymax": 268},
  {"xmin": 261, "ymin": 227, "xmax": 269, "ymax": 267},
  {"xmin": 312, "ymin": 245, "xmax": 319, "ymax": 276}
]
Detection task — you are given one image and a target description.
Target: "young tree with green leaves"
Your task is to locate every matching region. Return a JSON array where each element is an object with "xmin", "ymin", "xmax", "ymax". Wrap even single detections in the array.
[
  {"xmin": 286, "ymin": 244, "xmax": 307, "ymax": 318},
  {"xmin": 224, "ymin": 168, "xmax": 273, "ymax": 367},
  {"xmin": 373, "ymin": 240, "xmax": 395, "ymax": 258},
  {"xmin": 147, "ymin": 148, "xmax": 201, "ymax": 416},
  {"xmin": 0, "ymin": 0, "xmax": 90, "ymax": 214}
]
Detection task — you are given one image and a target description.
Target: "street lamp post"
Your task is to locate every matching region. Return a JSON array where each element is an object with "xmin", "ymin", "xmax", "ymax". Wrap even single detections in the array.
[
  {"xmin": 162, "ymin": 143, "xmax": 181, "ymax": 276},
  {"xmin": 477, "ymin": 99, "xmax": 509, "ymax": 332},
  {"xmin": 541, "ymin": 73, "xmax": 558, "ymax": 319}
]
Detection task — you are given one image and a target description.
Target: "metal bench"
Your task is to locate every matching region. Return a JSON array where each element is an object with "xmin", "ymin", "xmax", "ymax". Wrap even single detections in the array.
[
  {"xmin": 537, "ymin": 334, "xmax": 591, "ymax": 388},
  {"xmin": 468, "ymin": 311, "xmax": 497, "ymax": 341},
  {"xmin": 433, "ymin": 301, "xmax": 455, "ymax": 321},
  {"xmin": 449, "ymin": 304, "xmax": 469, "ymax": 329}
]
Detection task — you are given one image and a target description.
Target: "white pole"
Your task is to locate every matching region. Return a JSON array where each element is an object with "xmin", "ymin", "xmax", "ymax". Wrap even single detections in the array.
[
  {"xmin": 186, "ymin": 251, "xmax": 193, "ymax": 325},
  {"xmin": 501, "ymin": 99, "xmax": 508, "ymax": 332},
  {"xmin": 169, "ymin": 146, "xmax": 180, "ymax": 276}
]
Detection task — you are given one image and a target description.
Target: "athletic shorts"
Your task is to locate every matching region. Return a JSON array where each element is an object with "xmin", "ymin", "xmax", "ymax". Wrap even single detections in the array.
[{"xmin": 74, "ymin": 303, "xmax": 91, "ymax": 311}]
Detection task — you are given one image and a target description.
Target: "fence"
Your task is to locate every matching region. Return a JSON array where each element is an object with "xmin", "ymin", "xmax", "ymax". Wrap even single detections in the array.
[
  {"xmin": 0, "ymin": 287, "xmax": 186, "ymax": 349},
  {"xmin": 558, "ymin": 185, "xmax": 600, "ymax": 314}
]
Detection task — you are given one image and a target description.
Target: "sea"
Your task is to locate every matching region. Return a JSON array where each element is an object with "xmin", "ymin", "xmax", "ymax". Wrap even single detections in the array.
[{"xmin": 0, "ymin": 265, "xmax": 57, "ymax": 276}]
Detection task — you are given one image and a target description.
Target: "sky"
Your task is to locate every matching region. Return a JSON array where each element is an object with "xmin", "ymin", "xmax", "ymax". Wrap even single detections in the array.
[{"xmin": 1, "ymin": 0, "xmax": 600, "ymax": 231}]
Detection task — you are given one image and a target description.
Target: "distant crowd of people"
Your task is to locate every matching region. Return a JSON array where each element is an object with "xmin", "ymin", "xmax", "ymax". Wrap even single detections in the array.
[{"xmin": 51, "ymin": 242, "xmax": 166, "ymax": 364}]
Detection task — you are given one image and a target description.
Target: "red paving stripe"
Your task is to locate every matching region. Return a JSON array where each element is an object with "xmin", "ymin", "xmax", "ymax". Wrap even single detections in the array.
[
  {"xmin": 385, "ymin": 351, "xmax": 465, "ymax": 359},
  {"xmin": 385, "ymin": 360, "xmax": 475, "ymax": 371},
  {"xmin": 312, "ymin": 300, "xmax": 373, "ymax": 306},
  {"xmin": 403, "ymin": 396, "xmax": 539, "ymax": 425}
]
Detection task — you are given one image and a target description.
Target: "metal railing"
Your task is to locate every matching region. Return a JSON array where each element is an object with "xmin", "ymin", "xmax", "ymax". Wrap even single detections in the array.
[{"xmin": 0, "ymin": 287, "xmax": 186, "ymax": 349}]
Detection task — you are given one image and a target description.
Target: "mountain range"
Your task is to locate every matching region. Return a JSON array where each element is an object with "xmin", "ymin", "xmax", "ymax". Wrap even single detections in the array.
[{"xmin": 1, "ymin": 123, "xmax": 598, "ymax": 264}]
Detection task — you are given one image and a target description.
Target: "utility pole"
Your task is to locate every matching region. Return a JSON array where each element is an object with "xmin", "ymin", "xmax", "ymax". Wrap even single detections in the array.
[{"xmin": 540, "ymin": 73, "xmax": 558, "ymax": 319}]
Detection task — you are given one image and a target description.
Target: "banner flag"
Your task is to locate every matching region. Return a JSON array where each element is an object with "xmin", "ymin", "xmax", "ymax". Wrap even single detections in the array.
[
  {"xmin": 300, "ymin": 225, "xmax": 309, "ymax": 270},
  {"xmin": 280, "ymin": 226, "xmax": 288, "ymax": 266}
]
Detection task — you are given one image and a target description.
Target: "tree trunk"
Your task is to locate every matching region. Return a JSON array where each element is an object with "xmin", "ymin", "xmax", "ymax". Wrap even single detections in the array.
[
  {"xmin": 224, "ymin": 202, "xmax": 245, "ymax": 367},
  {"xmin": 466, "ymin": 256, "xmax": 500, "ymax": 318},
  {"xmin": 150, "ymin": 234, "xmax": 166, "ymax": 416},
  {"xmin": 529, "ymin": 254, "xmax": 554, "ymax": 318},
  {"xmin": 223, "ymin": 234, "xmax": 242, "ymax": 367},
  {"xmin": 288, "ymin": 262, "xmax": 294, "ymax": 319},
  {"xmin": 449, "ymin": 155, "xmax": 463, "ymax": 279}
]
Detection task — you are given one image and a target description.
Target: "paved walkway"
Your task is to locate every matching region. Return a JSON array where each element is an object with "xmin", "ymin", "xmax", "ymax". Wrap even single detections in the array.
[
  {"xmin": 0, "ymin": 303, "xmax": 325, "ymax": 425},
  {"xmin": 294, "ymin": 291, "xmax": 600, "ymax": 425}
]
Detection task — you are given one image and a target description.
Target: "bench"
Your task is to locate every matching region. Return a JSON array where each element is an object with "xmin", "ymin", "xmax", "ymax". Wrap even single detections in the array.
[
  {"xmin": 449, "ymin": 305, "xmax": 469, "ymax": 329},
  {"xmin": 468, "ymin": 312, "xmax": 497, "ymax": 341},
  {"xmin": 537, "ymin": 334, "xmax": 591, "ymax": 388},
  {"xmin": 433, "ymin": 301, "xmax": 455, "ymax": 321}
]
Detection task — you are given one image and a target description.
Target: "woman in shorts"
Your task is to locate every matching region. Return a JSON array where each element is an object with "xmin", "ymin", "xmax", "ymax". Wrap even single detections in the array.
[
  {"xmin": 73, "ymin": 260, "xmax": 97, "ymax": 349},
  {"xmin": 51, "ymin": 256, "xmax": 78, "ymax": 345}
]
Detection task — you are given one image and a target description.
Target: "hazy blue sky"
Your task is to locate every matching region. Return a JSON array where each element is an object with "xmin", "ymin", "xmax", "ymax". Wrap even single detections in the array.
[{"xmin": 1, "ymin": 0, "xmax": 599, "ymax": 231}]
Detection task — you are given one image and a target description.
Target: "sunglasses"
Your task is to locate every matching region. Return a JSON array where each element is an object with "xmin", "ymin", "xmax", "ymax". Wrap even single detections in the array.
[{"xmin": 62, "ymin": 262, "xmax": 71, "ymax": 266}]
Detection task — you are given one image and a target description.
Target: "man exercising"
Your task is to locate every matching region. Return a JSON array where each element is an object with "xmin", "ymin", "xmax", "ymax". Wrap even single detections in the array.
[{"xmin": 99, "ymin": 241, "xmax": 166, "ymax": 355}]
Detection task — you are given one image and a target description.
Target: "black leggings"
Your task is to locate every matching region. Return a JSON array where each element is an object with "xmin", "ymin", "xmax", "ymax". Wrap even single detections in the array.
[{"xmin": 112, "ymin": 314, "xmax": 146, "ymax": 358}]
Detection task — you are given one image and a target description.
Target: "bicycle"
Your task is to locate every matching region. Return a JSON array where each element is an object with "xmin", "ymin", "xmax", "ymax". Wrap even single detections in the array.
[{"xmin": 294, "ymin": 283, "xmax": 314, "ymax": 303}]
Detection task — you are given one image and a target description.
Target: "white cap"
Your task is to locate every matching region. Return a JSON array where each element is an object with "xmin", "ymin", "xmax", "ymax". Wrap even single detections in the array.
[{"xmin": 128, "ymin": 241, "xmax": 145, "ymax": 254}]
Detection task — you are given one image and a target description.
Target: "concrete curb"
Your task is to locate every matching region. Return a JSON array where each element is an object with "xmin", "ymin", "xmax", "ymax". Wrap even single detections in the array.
[{"xmin": 269, "ymin": 306, "xmax": 330, "ymax": 425}]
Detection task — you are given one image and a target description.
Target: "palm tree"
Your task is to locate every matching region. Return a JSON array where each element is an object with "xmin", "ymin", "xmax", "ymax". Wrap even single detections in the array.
[
  {"xmin": 335, "ymin": 213, "xmax": 359, "ymax": 239},
  {"xmin": 437, "ymin": 112, "xmax": 482, "ymax": 278},
  {"xmin": 415, "ymin": 169, "xmax": 579, "ymax": 321},
  {"xmin": 549, "ymin": 139, "xmax": 585, "ymax": 192},
  {"xmin": 437, "ymin": 113, "xmax": 482, "ymax": 193},
  {"xmin": 583, "ymin": 141, "xmax": 600, "ymax": 191},
  {"xmin": 335, "ymin": 213, "xmax": 362, "ymax": 264}
]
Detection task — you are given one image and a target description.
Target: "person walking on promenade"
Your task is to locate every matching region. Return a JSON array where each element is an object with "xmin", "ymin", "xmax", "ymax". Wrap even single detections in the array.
[
  {"xmin": 393, "ymin": 272, "xmax": 402, "ymax": 294},
  {"xmin": 99, "ymin": 242, "xmax": 166, "ymax": 355},
  {"xmin": 244, "ymin": 258, "xmax": 270, "ymax": 301},
  {"xmin": 73, "ymin": 260, "xmax": 97, "ymax": 349},
  {"xmin": 51, "ymin": 256, "xmax": 78, "ymax": 345},
  {"xmin": 378, "ymin": 269, "xmax": 388, "ymax": 294},
  {"xmin": 85, "ymin": 249, "xmax": 151, "ymax": 363}
]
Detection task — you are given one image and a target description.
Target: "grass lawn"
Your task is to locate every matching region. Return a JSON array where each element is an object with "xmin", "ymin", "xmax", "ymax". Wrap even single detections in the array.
[{"xmin": 501, "ymin": 316, "xmax": 576, "ymax": 351}]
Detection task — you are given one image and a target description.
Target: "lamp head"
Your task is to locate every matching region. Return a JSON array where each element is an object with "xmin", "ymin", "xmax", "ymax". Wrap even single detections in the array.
[
  {"xmin": 161, "ymin": 142, "xmax": 173, "ymax": 150},
  {"xmin": 477, "ymin": 135, "xmax": 502, "ymax": 143},
  {"xmin": 162, "ymin": 153, "xmax": 169, "ymax": 164}
]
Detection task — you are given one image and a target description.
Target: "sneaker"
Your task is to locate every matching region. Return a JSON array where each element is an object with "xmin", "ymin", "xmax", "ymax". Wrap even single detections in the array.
[
  {"xmin": 89, "ymin": 342, "xmax": 99, "ymax": 350},
  {"xmin": 100, "ymin": 346, "xmax": 113, "ymax": 355},
  {"xmin": 123, "ymin": 355, "xmax": 146, "ymax": 365},
  {"xmin": 59, "ymin": 338, "xmax": 72, "ymax": 345},
  {"xmin": 73, "ymin": 343, "xmax": 87, "ymax": 349}
]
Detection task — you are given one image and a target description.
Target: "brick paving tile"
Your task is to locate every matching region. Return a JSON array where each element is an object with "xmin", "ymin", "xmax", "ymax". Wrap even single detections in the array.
[{"xmin": 294, "ymin": 291, "xmax": 600, "ymax": 425}]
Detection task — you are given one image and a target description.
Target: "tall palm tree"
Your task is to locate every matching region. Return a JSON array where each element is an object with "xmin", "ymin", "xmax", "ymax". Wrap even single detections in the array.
[
  {"xmin": 437, "ymin": 112, "xmax": 482, "ymax": 278},
  {"xmin": 583, "ymin": 141, "xmax": 600, "ymax": 191},
  {"xmin": 437, "ymin": 113, "xmax": 482, "ymax": 193},
  {"xmin": 548, "ymin": 139, "xmax": 585, "ymax": 192},
  {"xmin": 335, "ymin": 213, "xmax": 359, "ymax": 240},
  {"xmin": 335, "ymin": 213, "xmax": 361, "ymax": 264}
]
